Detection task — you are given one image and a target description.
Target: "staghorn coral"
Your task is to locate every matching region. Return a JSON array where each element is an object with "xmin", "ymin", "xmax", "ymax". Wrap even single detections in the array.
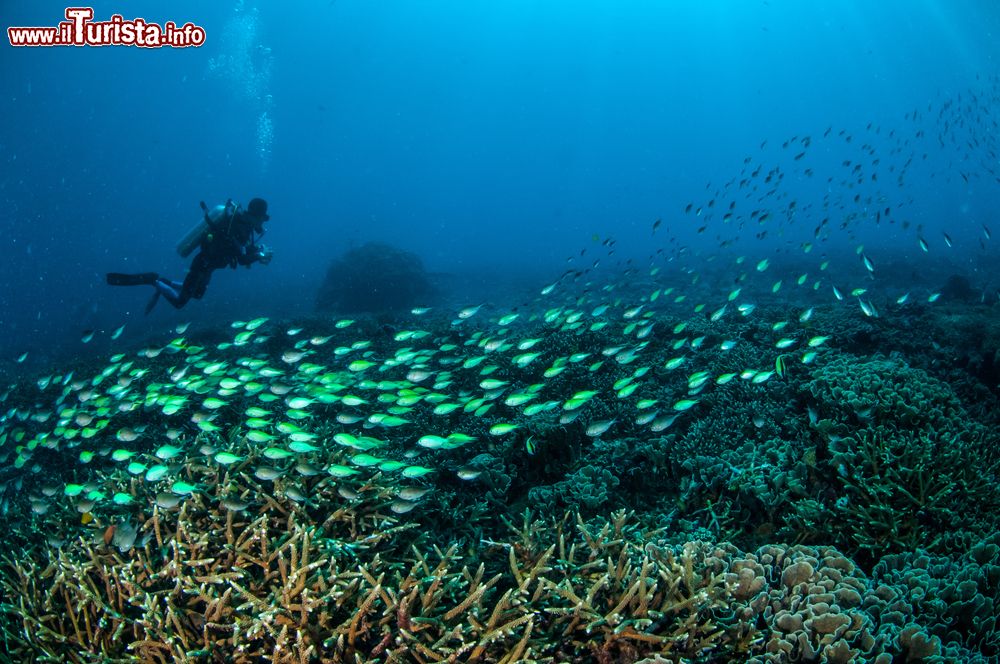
[
  {"xmin": 5, "ymin": 503, "xmax": 1000, "ymax": 662},
  {"xmin": 0, "ymin": 506, "xmax": 732, "ymax": 662}
]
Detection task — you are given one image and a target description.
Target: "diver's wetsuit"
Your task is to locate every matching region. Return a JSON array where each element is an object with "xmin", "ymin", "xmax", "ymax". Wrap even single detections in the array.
[
  {"xmin": 106, "ymin": 199, "xmax": 271, "ymax": 312},
  {"xmin": 154, "ymin": 208, "xmax": 267, "ymax": 309}
]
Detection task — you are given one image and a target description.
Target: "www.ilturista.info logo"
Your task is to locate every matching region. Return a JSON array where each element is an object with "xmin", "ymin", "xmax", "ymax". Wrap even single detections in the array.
[{"xmin": 7, "ymin": 7, "xmax": 206, "ymax": 48}]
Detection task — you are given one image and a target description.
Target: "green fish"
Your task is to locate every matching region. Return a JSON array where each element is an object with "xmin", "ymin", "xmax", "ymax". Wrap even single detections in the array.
[
  {"xmin": 488, "ymin": 423, "xmax": 519, "ymax": 436},
  {"xmin": 155, "ymin": 444, "xmax": 183, "ymax": 460},
  {"xmin": 145, "ymin": 465, "xmax": 170, "ymax": 482},
  {"xmin": 214, "ymin": 452, "xmax": 243, "ymax": 465},
  {"xmin": 263, "ymin": 447, "xmax": 293, "ymax": 460},
  {"xmin": 171, "ymin": 481, "xmax": 199, "ymax": 496},
  {"xmin": 327, "ymin": 464, "xmax": 360, "ymax": 477},
  {"xmin": 112, "ymin": 492, "xmax": 134, "ymax": 505},
  {"xmin": 350, "ymin": 453, "xmax": 383, "ymax": 467},
  {"xmin": 807, "ymin": 336, "xmax": 831, "ymax": 348},
  {"xmin": 247, "ymin": 430, "xmax": 276, "ymax": 443},
  {"xmin": 401, "ymin": 465, "xmax": 434, "ymax": 478}
]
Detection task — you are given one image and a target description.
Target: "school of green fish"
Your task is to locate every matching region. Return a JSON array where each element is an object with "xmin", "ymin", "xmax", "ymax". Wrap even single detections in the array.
[
  {"xmin": 2, "ymin": 84, "xmax": 998, "ymax": 539},
  {"xmin": 2, "ymin": 268, "xmax": 842, "ymax": 526}
]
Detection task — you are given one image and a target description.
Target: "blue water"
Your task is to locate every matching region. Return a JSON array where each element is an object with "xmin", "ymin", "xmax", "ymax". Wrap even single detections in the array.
[
  {"xmin": 6, "ymin": 4, "xmax": 1000, "ymax": 660},
  {"xmin": 1, "ymin": 0, "xmax": 998, "ymax": 366}
]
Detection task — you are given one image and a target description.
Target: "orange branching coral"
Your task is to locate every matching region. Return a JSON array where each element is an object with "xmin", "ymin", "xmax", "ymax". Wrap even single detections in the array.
[{"xmin": 0, "ymin": 502, "xmax": 964, "ymax": 662}]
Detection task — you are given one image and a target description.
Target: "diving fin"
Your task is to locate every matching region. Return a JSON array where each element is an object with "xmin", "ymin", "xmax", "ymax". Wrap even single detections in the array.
[
  {"xmin": 107, "ymin": 272, "xmax": 159, "ymax": 287},
  {"xmin": 145, "ymin": 290, "xmax": 160, "ymax": 316}
]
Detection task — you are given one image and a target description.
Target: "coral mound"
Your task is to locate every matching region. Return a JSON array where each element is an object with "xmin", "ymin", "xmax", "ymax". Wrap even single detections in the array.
[{"xmin": 316, "ymin": 242, "xmax": 434, "ymax": 314}]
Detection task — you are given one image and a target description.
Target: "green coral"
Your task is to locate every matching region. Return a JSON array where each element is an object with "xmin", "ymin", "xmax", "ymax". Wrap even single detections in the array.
[
  {"xmin": 653, "ymin": 352, "xmax": 1000, "ymax": 567},
  {"xmin": 806, "ymin": 355, "xmax": 968, "ymax": 433},
  {"xmin": 796, "ymin": 354, "xmax": 1000, "ymax": 562},
  {"xmin": 872, "ymin": 533, "xmax": 1000, "ymax": 659},
  {"xmin": 527, "ymin": 463, "xmax": 620, "ymax": 511}
]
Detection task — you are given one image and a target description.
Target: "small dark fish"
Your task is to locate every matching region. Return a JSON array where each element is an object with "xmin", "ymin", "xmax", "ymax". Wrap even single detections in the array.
[
  {"xmin": 112, "ymin": 521, "xmax": 138, "ymax": 553},
  {"xmin": 222, "ymin": 497, "xmax": 250, "ymax": 512}
]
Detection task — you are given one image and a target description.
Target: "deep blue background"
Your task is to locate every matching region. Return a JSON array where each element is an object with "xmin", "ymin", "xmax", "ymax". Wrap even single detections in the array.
[{"xmin": 1, "ymin": 0, "xmax": 998, "ymax": 368}]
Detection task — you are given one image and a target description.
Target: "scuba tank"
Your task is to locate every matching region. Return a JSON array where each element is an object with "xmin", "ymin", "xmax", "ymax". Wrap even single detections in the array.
[{"xmin": 175, "ymin": 201, "xmax": 233, "ymax": 258}]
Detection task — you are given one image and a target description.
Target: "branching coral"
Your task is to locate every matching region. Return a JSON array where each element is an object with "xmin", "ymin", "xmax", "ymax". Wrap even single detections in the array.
[
  {"xmin": 797, "ymin": 354, "xmax": 1000, "ymax": 562},
  {"xmin": 5, "ymin": 506, "xmax": 999, "ymax": 662}
]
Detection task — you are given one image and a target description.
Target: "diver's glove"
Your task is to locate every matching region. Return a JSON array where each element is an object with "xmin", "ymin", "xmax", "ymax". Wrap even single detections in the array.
[{"xmin": 257, "ymin": 245, "xmax": 273, "ymax": 265}]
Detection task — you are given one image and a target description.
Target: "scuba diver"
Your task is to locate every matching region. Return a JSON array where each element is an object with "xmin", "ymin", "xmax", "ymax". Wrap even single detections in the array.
[{"xmin": 107, "ymin": 197, "xmax": 273, "ymax": 313}]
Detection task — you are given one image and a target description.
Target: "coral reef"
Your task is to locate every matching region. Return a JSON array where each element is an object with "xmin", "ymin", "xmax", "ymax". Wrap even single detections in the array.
[
  {"xmin": 940, "ymin": 274, "xmax": 978, "ymax": 302},
  {"xmin": 872, "ymin": 535, "xmax": 1000, "ymax": 660},
  {"xmin": 316, "ymin": 242, "xmax": 435, "ymax": 313},
  {"xmin": 798, "ymin": 355, "xmax": 1000, "ymax": 562},
  {"xmin": 1, "ymin": 284, "xmax": 999, "ymax": 661},
  {"xmin": 5, "ymin": 502, "xmax": 1000, "ymax": 662}
]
